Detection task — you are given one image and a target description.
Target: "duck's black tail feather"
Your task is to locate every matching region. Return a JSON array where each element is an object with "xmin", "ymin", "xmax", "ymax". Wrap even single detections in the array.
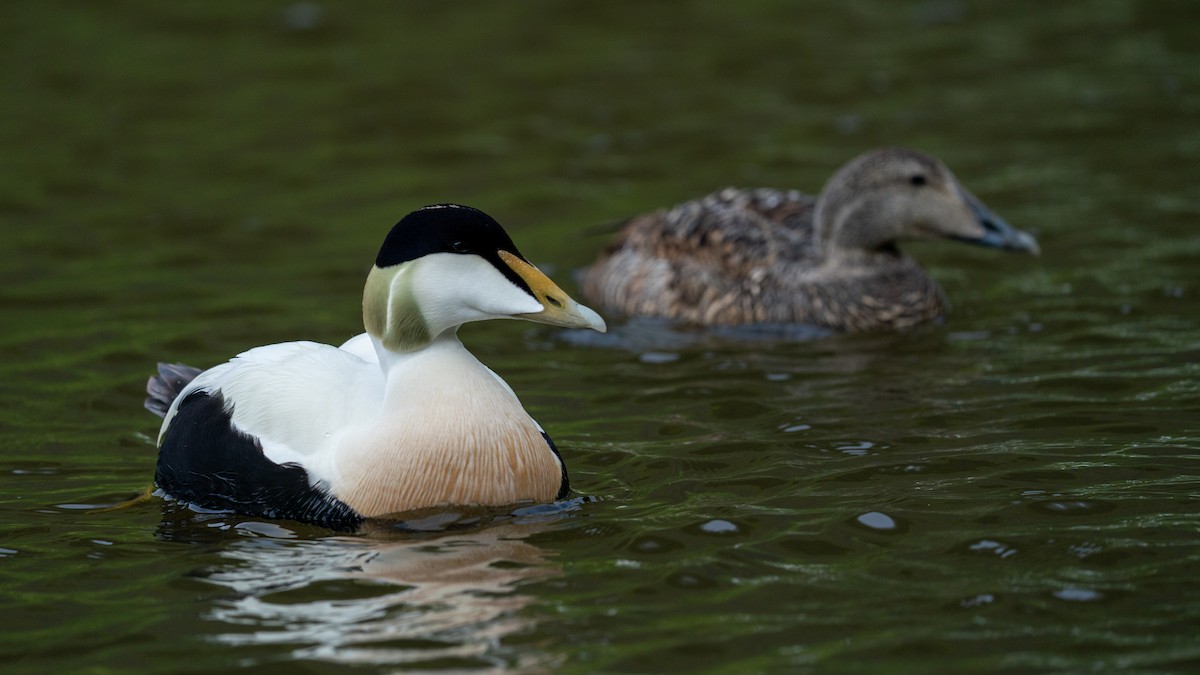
[{"xmin": 145, "ymin": 363, "xmax": 204, "ymax": 418}]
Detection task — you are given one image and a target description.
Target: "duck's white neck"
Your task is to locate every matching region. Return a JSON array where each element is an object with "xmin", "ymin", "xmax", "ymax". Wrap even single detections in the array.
[{"xmin": 368, "ymin": 327, "xmax": 464, "ymax": 377}]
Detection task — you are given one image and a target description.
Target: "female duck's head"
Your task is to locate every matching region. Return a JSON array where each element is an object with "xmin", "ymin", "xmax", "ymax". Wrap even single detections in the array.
[
  {"xmin": 363, "ymin": 204, "xmax": 607, "ymax": 352},
  {"xmin": 814, "ymin": 148, "xmax": 1040, "ymax": 257}
]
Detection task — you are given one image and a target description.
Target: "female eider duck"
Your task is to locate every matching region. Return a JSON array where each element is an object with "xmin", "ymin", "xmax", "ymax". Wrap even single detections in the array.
[
  {"xmin": 580, "ymin": 147, "xmax": 1039, "ymax": 332},
  {"xmin": 145, "ymin": 204, "xmax": 607, "ymax": 530}
]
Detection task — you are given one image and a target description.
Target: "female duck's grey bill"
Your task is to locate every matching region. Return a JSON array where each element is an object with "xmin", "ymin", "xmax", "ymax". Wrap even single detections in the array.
[{"xmin": 958, "ymin": 189, "xmax": 1041, "ymax": 255}]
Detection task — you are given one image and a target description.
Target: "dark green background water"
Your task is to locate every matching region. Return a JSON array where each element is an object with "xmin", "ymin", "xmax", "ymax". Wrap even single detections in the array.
[{"xmin": 3, "ymin": 1, "xmax": 1198, "ymax": 672}]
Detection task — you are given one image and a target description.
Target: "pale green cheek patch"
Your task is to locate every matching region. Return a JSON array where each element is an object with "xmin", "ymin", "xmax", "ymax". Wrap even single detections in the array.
[{"xmin": 363, "ymin": 264, "xmax": 431, "ymax": 352}]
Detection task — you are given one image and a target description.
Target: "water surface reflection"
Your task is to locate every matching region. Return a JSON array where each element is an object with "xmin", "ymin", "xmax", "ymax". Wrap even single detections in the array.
[{"xmin": 177, "ymin": 515, "xmax": 565, "ymax": 670}]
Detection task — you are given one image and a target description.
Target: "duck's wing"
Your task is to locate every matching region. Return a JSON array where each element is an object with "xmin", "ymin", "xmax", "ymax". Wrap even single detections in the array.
[
  {"xmin": 338, "ymin": 332, "xmax": 377, "ymax": 362},
  {"xmin": 581, "ymin": 188, "xmax": 819, "ymax": 323},
  {"xmin": 161, "ymin": 341, "xmax": 383, "ymax": 462},
  {"xmin": 154, "ymin": 341, "xmax": 383, "ymax": 528},
  {"xmin": 653, "ymin": 188, "xmax": 818, "ymax": 264}
]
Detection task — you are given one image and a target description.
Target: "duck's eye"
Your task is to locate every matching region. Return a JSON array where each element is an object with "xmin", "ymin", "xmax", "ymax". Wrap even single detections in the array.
[
  {"xmin": 450, "ymin": 240, "xmax": 469, "ymax": 253},
  {"xmin": 910, "ymin": 174, "xmax": 927, "ymax": 186}
]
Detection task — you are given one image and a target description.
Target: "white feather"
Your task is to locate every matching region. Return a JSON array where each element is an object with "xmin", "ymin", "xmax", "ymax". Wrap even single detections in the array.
[
  {"xmin": 339, "ymin": 331, "xmax": 543, "ymax": 433},
  {"xmin": 410, "ymin": 253, "xmax": 543, "ymax": 336},
  {"xmin": 338, "ymin": 333, "xmax": 375, "ymax": 361},
  {"xmin": 160, "ymin": 342, "xmax": 383, "ymax": 473}
]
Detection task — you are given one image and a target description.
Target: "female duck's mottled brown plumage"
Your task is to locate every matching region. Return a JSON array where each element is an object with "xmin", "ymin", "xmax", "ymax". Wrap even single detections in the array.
[{"xmin": 580, "ymin": 148, "xmax": 1039, "ymax": 332}]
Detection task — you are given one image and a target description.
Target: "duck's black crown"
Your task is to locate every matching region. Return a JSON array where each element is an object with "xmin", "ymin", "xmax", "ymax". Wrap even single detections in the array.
[
  {"xmin": 375, "ymin": 204, "xmax": 529, "ymax": 268},
  {"xmin": 375, "ymin": 204, "xmax": 534, "ymax": 296}
]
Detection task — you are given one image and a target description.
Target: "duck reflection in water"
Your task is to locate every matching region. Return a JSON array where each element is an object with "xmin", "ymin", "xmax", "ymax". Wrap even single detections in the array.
[{"xmin": 161, "ymin": 507, "xmax": 571, "ymax": 670}]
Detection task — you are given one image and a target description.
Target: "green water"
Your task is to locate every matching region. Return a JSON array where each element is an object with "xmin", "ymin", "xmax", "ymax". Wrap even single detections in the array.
[{"xmin": 3, "ymin": 1, "xmax": 1198, "ymax": 672}]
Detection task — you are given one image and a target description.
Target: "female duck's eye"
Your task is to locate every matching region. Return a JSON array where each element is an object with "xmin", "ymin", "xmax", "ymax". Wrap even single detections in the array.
[{"xmin": 910, "ymin": 174, "xmax": 927, "ymax": 186}]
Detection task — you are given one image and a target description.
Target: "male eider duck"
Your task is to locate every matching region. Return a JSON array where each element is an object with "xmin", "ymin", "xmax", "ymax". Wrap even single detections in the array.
[
  {"xmin": 145, "ymin": 204, "xmax": 607, "ymax": 530},
  {"xmin": 580, "ymin": 147, "xmax": 1039, "ymax": 332}
]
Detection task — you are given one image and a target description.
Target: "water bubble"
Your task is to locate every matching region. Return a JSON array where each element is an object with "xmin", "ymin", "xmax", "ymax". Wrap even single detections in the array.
[
  {"xmin": 856, "ymin": 511, "xmax": 897, "ymax": 531},
  {"xmin": 12, "ymin": 467, "xmax": 59, "ymax": 475},
  {"xmin": 699, "ymin": 519, "xmax": 739, "ymax": 534},
  {"xmin": 960, "ymin": 593, "xmax": 995, "ymax": 608},
  {"xmin": 838, "ymin": 441, "xmax": 874, "ymax": 456},
  {"xmin": 968, "ymin": 539, "xmax": 1018, "ymax": 559},
  {"xmin": 1030, "ymin": 500, "xmax": 1114, "ymax": 516},
  {"xmin": 1053, "ymin": 587, "xmax": 1103, "ymax": 602},
  {"xmin": 669, "ymin": 571, "xmax": 718, "ymax": 589}
]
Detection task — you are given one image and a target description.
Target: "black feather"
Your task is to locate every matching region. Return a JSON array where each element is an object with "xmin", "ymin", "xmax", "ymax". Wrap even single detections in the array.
[
  {"xmin": 155, "ymin": 390, "xmax": 364, "ymax": 530},
  {"xmin": 144, "ymin": 362, "xmax": 204, "ymax": 418},
  {"xmin": 375, "ymin": 204, "xmax": 534, "ymax": 297},
  {"xmin": 542, "ymin": 431, "xmax": 571, "ymax": 500}
]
